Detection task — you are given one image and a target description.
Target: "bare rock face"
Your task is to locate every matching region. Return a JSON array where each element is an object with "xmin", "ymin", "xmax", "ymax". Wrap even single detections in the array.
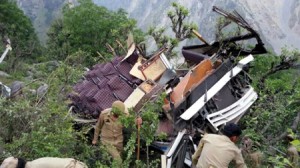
[
  {"xmin": 237, "ymin": 0, "xmax": 300, "ymax": 53},
  {"xmin": 289, "ymin": 0, "xmax": 300, "ymax": 36},
  {"xmin": 94, "ymin": 0, "xmax": 300, "ymax": 53},
  {"xmin": 16, "ymin": 0, "xmax": 66, "ymax": 44},
  {"xmin": 16, "ymin": 0, "xmax": 300, "ymax": 53}
]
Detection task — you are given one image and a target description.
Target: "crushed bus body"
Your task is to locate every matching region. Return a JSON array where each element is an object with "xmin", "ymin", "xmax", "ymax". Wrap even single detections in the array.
[{"xmin": 68, "ymin": 6, "xmax": 267, "ymax": 167}]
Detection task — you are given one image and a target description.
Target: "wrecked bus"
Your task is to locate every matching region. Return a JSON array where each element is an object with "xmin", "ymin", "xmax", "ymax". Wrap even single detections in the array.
[{"xmin": 68, "ymin": 6, "xmax": 267, "ymax": 167}]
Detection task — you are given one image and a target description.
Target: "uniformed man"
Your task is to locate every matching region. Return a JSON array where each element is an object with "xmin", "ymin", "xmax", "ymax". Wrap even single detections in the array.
[
  {"xmin": 192, "ymin": 123, "xmax": 247, "ymax": 168},
  {"xmin": 0, "ymin": 156, "xmax": 88, "ymax": 168},
  {"xmin": 92, "ymin": 100, "xmax": 142, "ymax": 162}
]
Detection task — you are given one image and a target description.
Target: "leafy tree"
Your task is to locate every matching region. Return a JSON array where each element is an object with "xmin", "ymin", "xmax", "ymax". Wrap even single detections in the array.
[
  {"xmin": 215, "ymin": 17, "xmax": 244, "ymax": 41},
  {"xmin": 148, "ymin": 2, "xmax": 197, "ymax": 57},
  {"xmin": 213, "ymin": 10, "xmax": 300, "ymax": 166},
  {"xmin": 47, "ymin": 0, "xmax": 144, "ymax": 66},
  {"xmin": 0, "ymin": 0, "xmax": 41, "ymax": 72},
  {"xmin": 240, "ymin": 48, "xmax": 300, "ymax": 167},
  {"xmin": 118, "ymin": 95, "xmax": 163, "ymax": 168}
]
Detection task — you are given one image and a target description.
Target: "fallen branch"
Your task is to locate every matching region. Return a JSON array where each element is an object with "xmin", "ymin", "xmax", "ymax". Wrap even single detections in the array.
[
  {"xmin": 258, "ymin": 56, "xmax": 297, "ymax": 90},
  {"xmin": 270, "ymin": 112, "xmax": 300, "ymax": 144}
]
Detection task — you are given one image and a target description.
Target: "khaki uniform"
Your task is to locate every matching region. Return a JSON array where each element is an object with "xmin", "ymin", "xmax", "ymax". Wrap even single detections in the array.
[
  {"xmin": 192, "ymin": 134, "xmax": 246, "ymax": 168},
  {"xmin": 93, "ymin": 108, "xmax": 123, "ymax": 160},
  {"xmin": 0, "ymin": 157, "xmax": 88, "ymax": 168},
  {"xmin": 26, "ymin": 157, "xmax": 88, "ymax": 168}
]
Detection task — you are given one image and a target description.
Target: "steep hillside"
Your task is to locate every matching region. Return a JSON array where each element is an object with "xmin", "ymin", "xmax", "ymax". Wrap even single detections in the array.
[
  {"xmin": 94, "ymin": 0, "xmax": 300, "ymax": 53},
  {"xmin": 16, "ymin": 0, "xmax": 66, "ymax": 44},
  {"xmin": 237, "ymin": 0, "xmax": 299, "ymax": 53},
  {"xmin": 16, "ymin": 0, "xmax": 300, "ymax": 53},
  {"xmin": 289, "ymin": 0, "xmax": 300, "ymax": 36}
]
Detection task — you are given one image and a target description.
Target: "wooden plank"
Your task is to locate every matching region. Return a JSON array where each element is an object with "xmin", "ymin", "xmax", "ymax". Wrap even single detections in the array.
[
  {"xmin": 129, "ymin": 56, "xmax": 146, "ymax": 80},
  {"xmin": 140, "ymin": 57, "xmax": 167, "ymax": 81},
  {"xmin": 183, "ymin": 59, "xmax": 213, "ymax": 95},
  {"xmin": 124, "ymin": 87, "xmax": 145, "ymax": 109},
  {"xmin": 164, "ymin": 59, "xmax": 213, "ymax": 111}
]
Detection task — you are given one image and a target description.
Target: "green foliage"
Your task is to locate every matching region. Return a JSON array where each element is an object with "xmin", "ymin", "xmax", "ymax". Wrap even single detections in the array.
[
  {"xmin": 290, "ymin": 140, "xmax": 300, "ymax": 152},
  {"xmin": 0, "ymin": 55, "xmax": 98, "ymax": 166},
  {"xmin": 148, "ymin": 2, "xmax": 197, "ymax": 58},
  {"xmin": 240, "ymin": 47, "xmax": 300, "ymax": 167},
  {"xmin": 147, "ymin": 26, "xmax": 169, "ymax": 49},
  {"xmin": 117, "ymin": 94, "xmax": 164, "ymax": 167},
  {"xmin": 214, "ymin": 16, "xmax": 255, "ymax": 52},
  {"xmin": 0, "ymin": 0, "xmax": 42, "ymax": 71},
  {"xmin": 122, "ymin": 131, "xmax": 137, "ymax": 167},
  {"xmin": 139, "ymin": 93, "xmax": 165, "ymax": 146},
  {"xmin": 215, "ymin": 17, "xmax": 244, "ymax": 41},
  {"xmin": 268, "ymin": 155, "xmax": 293, "ymax": 168},
  {"xmin": 47, "ymin": 0, "xmax": 144, "ymax": 66},
  {"xmin": 2, "ymin": 1, "xmax": 299, "ymax": 167},
  {"xmin": 0, "ymin": 2, "xmax": 149, "ymax": 166},
  {"xmin": 0, "ymin": 97, "xmax": 41, "ymax": 143},
  {"xmin": 135, "ymin": 158, "xmax": 160, "ymax": 168},
  {"xmin": 168, "ymin": 2, "xmax": 196, "ymax": 40},
  {"xmin": 251, "ymin": 49, "xmax": 299, "ymax": 94}
]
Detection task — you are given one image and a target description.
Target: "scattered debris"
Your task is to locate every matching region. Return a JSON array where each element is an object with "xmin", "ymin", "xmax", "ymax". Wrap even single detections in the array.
[
  {"xmin": 69, "ymin": 6, "xmax": 267, "ymax": 167},
  {"xmin": 0, "ymin": 82, "xmax": 11, "ymax": 97},
  {"xmin": 0, "ymin": 37, "xmax": 12, "ymax": 64},
  {"xmin": 0, "ymin": 38, "xmax": 12, "ymax": 98}
]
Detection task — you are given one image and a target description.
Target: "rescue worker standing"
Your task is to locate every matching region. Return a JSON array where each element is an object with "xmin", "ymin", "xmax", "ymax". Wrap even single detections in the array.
[
  {"xmin": 92, "ymin": 100, "xmax": 142, "ymax": 161},
  {"xmin": 92, "ymin": 100, "xmax": 131, "ymax": 161},
  {"xmin": 192, "ymin": 123, "xmax": 247, "ymax": 168}
]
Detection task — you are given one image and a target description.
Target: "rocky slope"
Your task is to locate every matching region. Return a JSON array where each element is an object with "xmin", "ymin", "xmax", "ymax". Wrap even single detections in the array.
[
  {"xmin": 16, "ymin": 0, "xmax": 66, "ymax": 44},
  {"xmin": 16, "ymin": 0, "xmax": 300, "ymax": 53},
  {"xmin": 94, "ymin": 0, "xmax": 300, "ymax": 54}
]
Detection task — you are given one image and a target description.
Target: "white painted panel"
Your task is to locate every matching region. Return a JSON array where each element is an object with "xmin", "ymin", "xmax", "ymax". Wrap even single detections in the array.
[{"xmin": 180, "ymin": 55, "xmax": 254, "ymax": 120}]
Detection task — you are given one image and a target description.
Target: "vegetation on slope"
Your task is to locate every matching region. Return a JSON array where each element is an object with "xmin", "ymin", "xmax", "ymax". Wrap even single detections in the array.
[
  {"xmin": 0, "ymin": 0, "xmax": 41, "ymax": 73},
  {"xmin": 0, "ymin": 0, "xmax": 299, "ymax": 167},
  {"xmin": 47, "ymin": 0, "xmax": 144, "ymax": 66}
]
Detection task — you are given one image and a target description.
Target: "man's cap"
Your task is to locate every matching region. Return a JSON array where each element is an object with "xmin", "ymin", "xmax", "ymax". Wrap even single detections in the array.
[
  {"xmin": 221, "ymin": 123, "xmax": 242, "ymax": 137},
  {"xmin": 111, "ymin": 100, "xmax": 129, "ymax": 115}
]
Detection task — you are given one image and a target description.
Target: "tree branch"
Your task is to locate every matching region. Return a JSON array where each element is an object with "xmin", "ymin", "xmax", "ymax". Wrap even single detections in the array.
[
  {"xmin": 258, "ymin": 56, "xmax": 297, "ymax": 90},
  {"xmin": 270, "ymin": 112, "xmax": 300, "ymax": 144}
]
